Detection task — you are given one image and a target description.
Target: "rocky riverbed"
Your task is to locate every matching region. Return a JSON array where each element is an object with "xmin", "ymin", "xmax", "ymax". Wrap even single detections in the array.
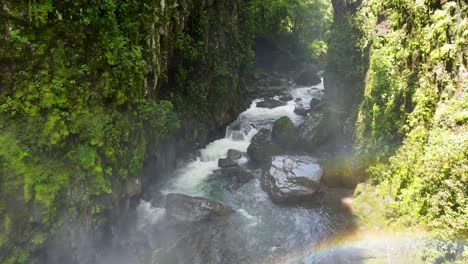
[{"xmin": 101, "ymin": 75, "xmax": 360, "ymax": 264}]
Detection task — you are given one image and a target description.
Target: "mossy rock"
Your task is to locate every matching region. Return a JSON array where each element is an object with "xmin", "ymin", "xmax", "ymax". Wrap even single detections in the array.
[
  {"xmin": 272, "ymin": 116, "xmax": 298, "ymax": 148},
  {"xmin": 247, "ymin": 129, "xmax": 281, "ymax": 165},
  {"xmin": 295, "ymin": 65, "xmax": 321, "ymax": 86}
]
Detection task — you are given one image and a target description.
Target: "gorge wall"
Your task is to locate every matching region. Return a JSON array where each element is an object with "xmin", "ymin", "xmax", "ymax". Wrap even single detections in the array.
[
  {"xmin": 0, "ymin": 0, "xmax": 253, "ymax": 262},
  {"xmin": 325, "ymin": 0, "xmax": 467, "ymax": 242}
]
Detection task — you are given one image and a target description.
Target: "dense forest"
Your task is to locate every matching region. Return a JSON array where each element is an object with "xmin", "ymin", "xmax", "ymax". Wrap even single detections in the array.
[{"xmin": 0, "ymin": 0, "xmax": 466, "ymax": 263}]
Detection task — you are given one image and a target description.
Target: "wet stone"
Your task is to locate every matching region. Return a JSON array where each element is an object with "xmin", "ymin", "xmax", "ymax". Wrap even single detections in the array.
[{"xmin": 261, "ymin": 156, "xmax": 323, "ymax": 203}]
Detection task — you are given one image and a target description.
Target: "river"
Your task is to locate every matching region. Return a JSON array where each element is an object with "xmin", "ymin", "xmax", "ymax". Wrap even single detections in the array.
[{"xmin": 102, "ymin": 80, "xmax": 358, "ymax": 263}]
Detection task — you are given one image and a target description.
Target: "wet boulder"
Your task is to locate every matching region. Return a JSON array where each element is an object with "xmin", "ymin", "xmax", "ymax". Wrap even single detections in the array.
[
  {"xmin": 165, "ymin": 193, "xmax": 234, "ymax": 222},
  {"xmin": 218, "ymin": 158, "xmax": 238, "ymax": 168},
  {"xmin": 213, "ymin": 167, "xmax": 254, "ymax": 190},
  {"xmin": 309, "ymin": 97, "xmax": 323, "ymax": 111},
  {"xmin": 297, "ymin": 111, "xmax": 335, "ymax": 151},
  {"xmin": 247, "ymin": 129, "xmax": 280, "ymax": 165},
  {"xmin": 227, "ymin": 149, "xmax": 242, "ymax": 160},
  {"xmin": 278, "ymin": 94, "xmax": 293, "ymax": 102},
  {"xmin": 294, "ymin": 104, "xmax": 309, "ymax": 116},
  {"xmin": 261, "ymin": 156, "xmax": 323, "ymax": 203},
  {"xmin": 271, "ymin": 116, "xmax": 298, "ymax": 148},
  {"xmin": 256, "ymin": 98, "xmax": 286, "ymax": 109},
  {"xmin": 295, "ymin": 65, "xmax": 321, "ymax": 86},
  {"xmin": 301, "ymin": 105, "xmax": 345, "ymax": 152}
]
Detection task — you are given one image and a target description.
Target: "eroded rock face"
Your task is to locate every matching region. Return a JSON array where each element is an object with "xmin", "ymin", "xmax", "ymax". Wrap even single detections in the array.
[
  {"xmin": 213, "ymin": 167, "xmax": 254, "ymax": 190},
  {"xmin": 247, "ymin": 129, "xmax": 280, "ymax": 165},
  {"xmin": 261, "ymin": 156, "xmax": 322, "ymax": 203},
  {"xmin": 165, "ymin": 193, "xmax": 234, "ymax": 222}
]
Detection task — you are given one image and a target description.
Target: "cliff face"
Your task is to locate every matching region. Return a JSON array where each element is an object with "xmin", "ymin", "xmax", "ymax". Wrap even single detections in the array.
[
  {"xmin": 323, "ymin": 0, "xmax": 366, "ymax": 147},
  {"xmin": 0, "ymin": 1, "xmax": 253, "ymax": 262},
  {"xmin": 353, "ymin": 0, "xmax": 467, "ymax": 239},
  {"xmin": 327, "ymin": 0, "xmax": 467, "ymax": 241}
]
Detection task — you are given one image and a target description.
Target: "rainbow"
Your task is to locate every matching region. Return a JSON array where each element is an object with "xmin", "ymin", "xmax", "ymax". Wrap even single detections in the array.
[{"xmin": 263, "ymin": 229, "xmax": 466, "ymax": 264}]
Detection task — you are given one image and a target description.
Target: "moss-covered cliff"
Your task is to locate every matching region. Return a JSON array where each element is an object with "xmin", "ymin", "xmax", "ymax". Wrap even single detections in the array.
[
  {"xmin": 353, "ymin": 0, "xmax": 467, "ymax": 239},
  {"xmin": 325, "ymin": 0, "xmax": 467, "ymax": 244},
  {"xmin": 0, "ymin": 0, "xmax": 254, "ymax": 262}
]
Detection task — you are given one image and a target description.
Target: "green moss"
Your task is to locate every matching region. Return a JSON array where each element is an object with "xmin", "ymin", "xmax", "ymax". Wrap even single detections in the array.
[
  {"xmin": 18, "ymin": 250, "xmax": 29, "ymax": 264},
  {"xmin": 353, "ymin": 0, "xmax": 468, "ymax": 239},
  {"xmin": 272, "ymin": 116, "xmax": 298, "ymax": 148}
]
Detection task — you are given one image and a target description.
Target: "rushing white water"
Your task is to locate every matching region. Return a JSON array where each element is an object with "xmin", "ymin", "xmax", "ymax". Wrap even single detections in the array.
[
  {"xmin": 157, "ymin": 82, "xmax": 324, "ymax": 197},
  {"xmin": 127, "ymin": 80, "xmax": 351, "ymax": 264},
  {"xmin": 136, "ymin": 201, "xmax": 166, "ymax": 229}
]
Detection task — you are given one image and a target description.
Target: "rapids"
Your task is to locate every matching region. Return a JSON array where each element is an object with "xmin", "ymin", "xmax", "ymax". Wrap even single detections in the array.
[{"xmin": 103, "ymin": 81, "xmax": 353, "ymax": 264}]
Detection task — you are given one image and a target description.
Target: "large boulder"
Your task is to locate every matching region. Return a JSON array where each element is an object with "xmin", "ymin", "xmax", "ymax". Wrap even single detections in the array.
[
  {"xmin": 247, "ymin": 129, "xmax": 280, "ymax": 165},
  {"xmin": 297, "ymin": 109, "xmax": 340, "ymax": 152},
  {"xmin": 261, "ymin": 156, "xmax": 323, "ymax": 203},
  {"xmin": 227, "ymin": 149, "xmax": 242, "ymax": 160},
  {"xmin": 295, "ymin": 65, "xmax": 321, "ymax": 86},
  {"xmin": 256, "ymin": 98, "xmax": 286, "ymax": 109},
  {"xmin": 165, "ymin": 193, "xmax": 234, "ymax": 222},
  {"xmin": 218, "ymin": 158, "xmax": 238, "ymax": 168},
  {"xmin": 294, "ymin": 103, "xmax": 309, "ymax": 116},
  {"xmin": 271, "ymin": 116, "xmax": 298, "ymax": 148},
  {"xmin": 298, "ymin": 112, "xmax": 325, "ymax": 151},
  {"xmin": 309, "ymin": 97, "xmax": 323, "ymax": 111},
  {"xmin": 213, "ymin": 167, "xmax": 255, "ymax": 190}
]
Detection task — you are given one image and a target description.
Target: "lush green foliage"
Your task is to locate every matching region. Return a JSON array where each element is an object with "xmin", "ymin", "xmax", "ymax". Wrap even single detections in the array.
[
  {"xmin": 353, "ymin": 0, "xmax": 468, "ymax": 241},
  {"xmin": 251, "ymin": 0, "xmax": 332, "ymax": 63},
  {"xmin": 0, "ymin": 0, "xmax": 182, "ymax": 261},
  {"xmin": 252, "ymin": 0, "xmax": 332, "ymax": 41},
  {"xmin": 0, "ymin": 0, "xmax": 258, "ymax": 261}
]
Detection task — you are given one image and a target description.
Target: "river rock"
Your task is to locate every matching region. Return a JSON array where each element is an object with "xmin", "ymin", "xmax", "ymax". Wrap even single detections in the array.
[
  {"xmin": 165, "ymin": 193, "xmax": 234, "ymax": 222},
  {"xmin": 227, "ymin": 149, "xmax": 242, "ymax": 160},
  {"xmin": 294, "ymin": 104, "xmax": 309, "ymax": 116},
  {"xmin": 295, "ymin": 65, "xmax": 321, "ymax": 86},
  {"xmin": 271, "ymin": 116, "xmax": 298, "ymax": 148},
  {"xmin": 278, "ymin": 94, "xmax": 293, "ymax": 102},
  {"xmin": 213, "ymin": 166, "xmax": 254, "ymax": 190},
  {"xmin": 256, "ymin": 98, "xmax": 286, "ymax": 109},
  {"xmin": 218, "ymin": 158, "xmax": 238, "ymax": 168},
  {"xmin": 247, "ymin": 129, "xmax": 280, "ymax": 165},
  {"xmin": 309, "ymin": 97, "xmax": 323, "ymax": 110},
  {"xmin": 261, "ymin": 156, "xmax": 322, "ymax": 203},
  {"xmin": 299, "ymin": 112, "xmax": 326, "ymax": 151}
]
